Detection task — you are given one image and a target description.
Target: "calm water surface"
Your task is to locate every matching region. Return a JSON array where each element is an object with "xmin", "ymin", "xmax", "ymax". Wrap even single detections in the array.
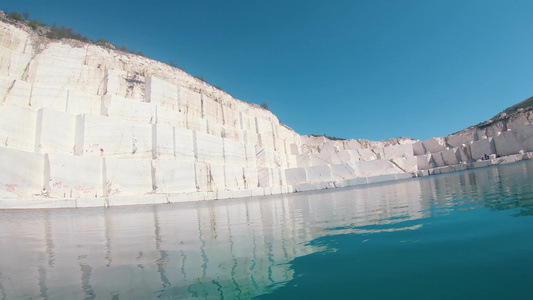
[{"xmin": 1, "ymin": 161, "xmax": 533, "ymax": 299}]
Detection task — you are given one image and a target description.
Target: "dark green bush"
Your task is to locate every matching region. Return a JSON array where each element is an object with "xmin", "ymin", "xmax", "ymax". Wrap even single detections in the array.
[
  {"xmin": 27, "ymin": 20, "xmax": 42, "ymax": 30},
  {"xmin": 46, "ymin": 25, "xmax": 89, "ymax": 42},
  {"xmin": 7, "ymin": 12, "xmax": 22, "ymax": 21},
  {"xmin": 309, "ymin": 134, "xmax": 346, "ymax": 141}
]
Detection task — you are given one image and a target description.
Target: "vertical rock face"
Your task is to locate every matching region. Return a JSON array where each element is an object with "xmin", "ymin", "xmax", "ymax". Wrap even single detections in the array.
[
  {"xmin": 1, "ymin": 18, "xmax": 530, "ymax": 207},
  {"xmin": 0, "ymin": 20, "xmax": 419, "ymax": 205}
]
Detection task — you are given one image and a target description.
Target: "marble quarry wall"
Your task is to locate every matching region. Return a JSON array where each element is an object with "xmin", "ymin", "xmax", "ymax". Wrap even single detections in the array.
[
  {"xmin": 413, "ymin": 110, "xmax": 533, "ymax": 176},
  {"xmin": 1, "ymin": 18, "xmax": 532, "ymax": 208},
  {"xmin": 0, "ymin": 20, "xmax": 421, "ymax": 206}
]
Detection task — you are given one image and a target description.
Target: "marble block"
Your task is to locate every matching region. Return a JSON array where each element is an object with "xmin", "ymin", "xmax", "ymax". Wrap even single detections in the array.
[
  {"xmin": 30, "ymin": 83, "xmax": 68, "ymax": 111},
  {"xmin": 348, "ymin": 149, "xmax": 362, "ymax": 162},
  {"xmin": 256, "ymin": 148, "xmax": 281, "ymax": 168},
  {"xmin": 243, "ymin": 114, "xmax": 258, "ymax": 132},
  {"xmin": 271, "ymin": 168, "xmax": 282, "ymax": 186},
  {"xmin": 514, "ymin": 124, "xmax": 533, "ymax": 151},
  {"xmin": 441, "ymin": 148, "xmax": 460, "ymax": 166},
  {"xmin": 493, "ymin": 130, "xmax": 525, "ymax": 156},
  {"xmin": 292, "ymin": 183, "xmax": 321, "ymax": 193},
  {"xmin": 0, "ymin": 76, "xmax": 9, "ymax": 99},
  {"xmin": 174, "ymin": 127, "xmax": 195, "ymax": 161},
  {"xmin": 222, "ymin": 106, "xmax": 239, "ymax": 128},
  {"xmin": 243, "ymin": 130, "xmax": 260, "ymax": 147},
  {"xmin": 177, "ymin": 86, "xmax": 202, "ymax": 116},
  {"xmin": 102, "ymin": 94, "xmax": 155, "ymax": 123},
  {"xmin": 296, "ymin": 154, "xmax": 310, "ymax": 168},
  {"xmin": 0, "ymin": 26, "xmax": 33, "ymax": 77},
  {"xmin": 152, "ymin": 160, "xmax": 196, "ymax": 193},
  {"xmin": 239, "ymin": 112, "xmax": 253, "ymax": 131},
  {"xmin": 48, "ymin": 154, "xmax": 103, "ymax": 198},
  {"xmin": 485, "ymin": 122, "xmax": 506, "ymax": 138},
  {"xmin": 258, "ymin": 133, "xmax": 275, "ymax": 149},
  {"xmin": 357, "ymin": 148, "xmax": 377, "ymax": 161},
  {"xmin": 384, "ymin": 144, "xmax": 414, "ymax": 159},
  {"xmin": 330, "ymin": 163, "xmax": 357, "ymax": 181},
  {"xmin": 285, "ymin": 153, "xmax": 298, "ymax": 169},
  {"xmin": 152, "ymin": 124, "xmax": 174, "ymax": 159},
  {"xmin": 66, "ymin": 90, "xmax": 101, "ymax": 116},
  {"xmin": 469, "ymin": 137, "xmax": 496, "ymax": 160},
  {"xmin": 75, "ymin": 114, "xmax": 152, "ymax": 158},
  {"xmin": 202, "ymin": 95, "xmax": 223, "ymax": 124},
  {"xmin": 0, "ymin": 105, "xmax": 37, "ymax": 152},
  {"xmin": 257, "ymin": 167, "xmax": 272, "ymax": 187},
  {"xmin": 277, "ymin": 124, "xmax": 295, "ymax": 140},
  {"xmin": 222, "ymin": 125, "xmax": 242, "ymax": 142},
  {"xmin": 209, "ymin": 163, "xmax": 227, "ymax": 192},
  {"xmin": 104, "ymin": 157, "xmax": 152, "ymax": 196},
  {"xmin": 35, "ymin": 108, "xmax": 76, "ymax": 154},
  {"xmin": 187, "ymin": 116, "xmax": 208, "ymax": 133},
  {"xmin": 3, "ymin": 79, "xmax": 32, "ymax": 105},
  {"xmin": 345, "ymin": 177, "xmax": 368, "ymax": 186},
  {"xmin": 29, "ymin": 44, "xmax": 98, "ymax": 93},
  {"xmin": 225, "ymin": 165, "xmax": 245, "ymax": 190},
  {"xmin": 243, "ymin": 168, "xmax": 259, "ymax": 189},
  {"xmin": 102, "ymin": 68, "xmax": 121, "ymax": 95},
  {"xmin": 0, "ymin": 147, "xmax": 45, "ymax": 198},
  {"xmin": 154, "ymin": 105, "xmax": 186, "ymax": 128},
  {"xmin": 336, "ymin": 150, "xmax": 353, "ymax": 164},
  {"xmin": 223, "ymin": 138, "xmax": 246, "ymax": 167},
  {"xmin": 255, "ymin": 117, "xmax": 273, "ymax": 135},
  {"xmin": 412, "ymin": 141, "xmax": 425, "ymax": 156},
  {"xmin": 193, "ymin": 131, "xmax": 224, "ymax": 164},
  {"xmin": 207, "ymin": 120, "xmax": 223, "ymax": 137},
  {"xmin": 367, "ymin": 174, "xmax": 397, "ymax": 184},
  {"xmin": 353, "ymin": 160, "xmax": 402, "ymax": 177},
  {"xmin": 311, "ymin": 151, "xmax": 342, "ymax": 166},
  {"xmin": 416, "ymin": 154, "xmax": 434, "ymax": 170},
  {"xmin": 244, "ymin": 145, "xmax": 258, "ymax": 168},
  {"xmin": 194, "ymin": 162, "xmax": 210, "ymax": 192},
  {"xmin": 278, "ymin": 168, "xmax": 286, "ymax": 186},
  {"xmin": 446, "ymin": 132, "xmax": 475, "ymax": 148},
  {"xmin": 507, "ymin": 114, "xmax": 530, "ymax": 130},
  {"xmin": 145, "ymin": 76, "xmax": 178, "ymax": 108},
  {"xmin": 457, "ymin": 145, "xmax": 471, "ymax": 163},
  {"xmin": 390, "ymin": 157, "xmax": 418, "ymax": 173},
  {"xmin": 421, "ymin": 137, "xmax": 447, "ymax": 153},
  {"xmin": 475, "ymin": 129, "xmax": 488, "ymax": 140},
  {"xmin": 306, "ymin": 165, "xmax": 332, "ymax": 183},
  {"xmin": 274, "ymin": 137, "xmax": 286, "ymax": 152},
  {"xmin": 431, "ymin": 152, "xmax": 446, "ymax": 167}
]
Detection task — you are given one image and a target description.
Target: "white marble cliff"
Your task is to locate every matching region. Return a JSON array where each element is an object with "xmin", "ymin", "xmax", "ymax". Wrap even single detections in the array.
[{"xmin": 1, "ymin": 15, "xmax": 532, "ymax": 209}]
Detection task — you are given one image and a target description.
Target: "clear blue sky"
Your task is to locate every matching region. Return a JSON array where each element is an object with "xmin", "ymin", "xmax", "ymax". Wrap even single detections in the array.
[{"xmin": 3, "ymin": 1, "xmax": 533, "ymax": 141}]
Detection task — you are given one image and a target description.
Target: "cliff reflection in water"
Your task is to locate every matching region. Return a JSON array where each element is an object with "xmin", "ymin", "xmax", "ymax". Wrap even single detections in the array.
[{"xmin": 0, "ymin": 161, "xmax": 532, "ymax": 299}]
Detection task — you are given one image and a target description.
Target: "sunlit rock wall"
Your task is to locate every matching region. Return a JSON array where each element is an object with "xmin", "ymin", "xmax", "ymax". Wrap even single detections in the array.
[
  {"xmin": 0, "ymin": 18, "xmax": 421, "ymax": 206},
  {"xmin": 413, "ymin": 109, "xmax": 533, "ymax": 176}
]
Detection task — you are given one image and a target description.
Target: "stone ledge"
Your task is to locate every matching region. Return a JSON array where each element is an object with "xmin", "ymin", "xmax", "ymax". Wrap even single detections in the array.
[{"xmin": 417, "ymin": 152, "xmax": 533, "ymax": 177}]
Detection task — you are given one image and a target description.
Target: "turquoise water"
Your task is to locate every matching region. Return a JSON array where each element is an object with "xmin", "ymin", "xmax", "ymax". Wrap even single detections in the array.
[{"xmin": 1, "ymin": 161, "xmax": 533, "ymax": 299}]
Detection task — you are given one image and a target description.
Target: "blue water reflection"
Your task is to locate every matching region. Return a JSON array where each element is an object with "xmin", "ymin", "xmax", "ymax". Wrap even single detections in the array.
[
  {"xmin": 0, "ymin": 161, "xmax": 532, "ymax": 299},
  {"xmin": 258, "ymin": 161, "xmax": 533, "ymax": 299}
]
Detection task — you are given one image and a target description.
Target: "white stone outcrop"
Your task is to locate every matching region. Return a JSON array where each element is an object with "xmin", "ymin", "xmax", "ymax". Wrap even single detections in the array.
[
  {"xmin": 1, "ymin": 17, "xmax": 532, "ymax": 208},
  {"xmin": 413, "ymin": 105, "xmax": 533, "ymax": 175}
]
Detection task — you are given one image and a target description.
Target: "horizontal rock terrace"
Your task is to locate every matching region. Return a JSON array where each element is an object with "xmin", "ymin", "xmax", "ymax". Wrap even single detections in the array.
[
  {"xmin": 1, "ymin": 19, "xmax": 532, "ymax": 209},
  {"xmin": 414, "ymin": 110, "xmax": 533, "ymax": 176}
]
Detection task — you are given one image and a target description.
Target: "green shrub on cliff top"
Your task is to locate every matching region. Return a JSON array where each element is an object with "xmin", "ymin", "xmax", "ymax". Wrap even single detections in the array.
[{"xmin": 7, "ymin": 12, "xmax": 22, "ymax": 21}]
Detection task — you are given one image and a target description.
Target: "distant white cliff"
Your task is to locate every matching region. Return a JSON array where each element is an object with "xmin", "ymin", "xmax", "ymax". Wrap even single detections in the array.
[{"xmin": 0, "ymin": 16, "xmax": 532, "ymax": 209}]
